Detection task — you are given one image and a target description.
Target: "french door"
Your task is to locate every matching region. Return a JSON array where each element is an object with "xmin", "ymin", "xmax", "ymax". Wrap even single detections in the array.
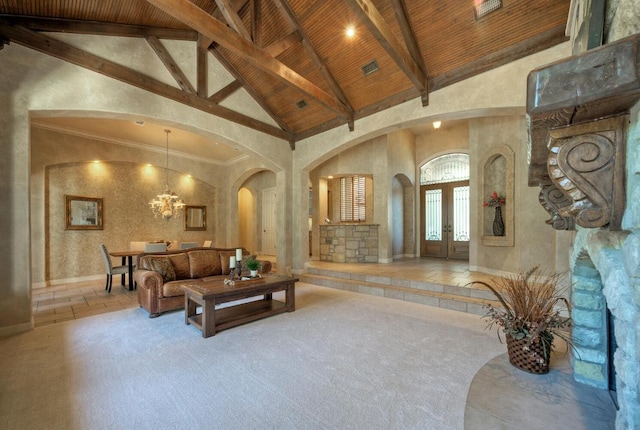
[{"xmin": 420, "ymin": 180, "xmax": 469, "ymax": 259}]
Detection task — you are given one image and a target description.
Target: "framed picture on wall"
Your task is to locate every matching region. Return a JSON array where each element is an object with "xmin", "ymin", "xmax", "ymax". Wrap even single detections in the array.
[
  {"xmin": 65, "ymin": 195, "xmax": 103, "ymax": 230},
  {"xmin": 184, "ymin": 205, "xmax": 206, "ymax": 231}
]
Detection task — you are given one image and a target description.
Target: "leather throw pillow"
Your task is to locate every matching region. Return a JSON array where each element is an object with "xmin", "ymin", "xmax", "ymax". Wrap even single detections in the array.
[{"xmin": 150, "ymin": 257, "xmax": 176, "ymax": 283}]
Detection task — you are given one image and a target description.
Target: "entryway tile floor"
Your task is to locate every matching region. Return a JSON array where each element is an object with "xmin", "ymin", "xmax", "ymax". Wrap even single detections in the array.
[
  {"xmin": 32, "ymin": 257, "xmax": 494, "ymax": 328},
  {"xmin": 32, "ymin": 279, "xmax": 139, "ymax": 327}
]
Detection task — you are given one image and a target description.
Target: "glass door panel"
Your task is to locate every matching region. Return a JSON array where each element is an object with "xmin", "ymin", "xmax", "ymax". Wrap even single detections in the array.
[{"xmin": 421, "ymin": 181, "xmax": 469, "ymax": 259}]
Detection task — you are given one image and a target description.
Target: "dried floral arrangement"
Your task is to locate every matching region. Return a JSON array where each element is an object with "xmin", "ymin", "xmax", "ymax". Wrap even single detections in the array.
[{"xmin": 469, "ymin": 266, "xmax": 573, "ymax": 362}]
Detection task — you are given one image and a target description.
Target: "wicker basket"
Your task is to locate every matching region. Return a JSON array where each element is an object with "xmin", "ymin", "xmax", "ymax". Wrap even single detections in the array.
[{"xmin": 506, "ymin": 334, "xmax": 550, "ymax": 374}]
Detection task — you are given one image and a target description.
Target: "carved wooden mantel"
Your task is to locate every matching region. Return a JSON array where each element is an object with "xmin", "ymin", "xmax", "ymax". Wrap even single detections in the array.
[{"xmin": 526, "ymin": 33, "xmax": 640, "ymax": 230}]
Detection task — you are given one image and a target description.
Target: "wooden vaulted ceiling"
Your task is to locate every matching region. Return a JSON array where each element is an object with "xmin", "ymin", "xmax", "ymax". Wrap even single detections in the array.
[{"xmin": 0, "ymin": 0, "xmax": 570, "ymax": 148}]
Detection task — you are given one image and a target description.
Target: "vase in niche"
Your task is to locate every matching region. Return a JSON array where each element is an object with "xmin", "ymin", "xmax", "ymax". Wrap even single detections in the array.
[{"xmin": 493, "ymin": 206, "xmax": 505, "ymax": 236}]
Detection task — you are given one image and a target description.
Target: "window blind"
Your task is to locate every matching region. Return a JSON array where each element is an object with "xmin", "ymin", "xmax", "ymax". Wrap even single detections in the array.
[{"xmin": 341, "ymin": 176, "xmax": 366, "ymax": 221}]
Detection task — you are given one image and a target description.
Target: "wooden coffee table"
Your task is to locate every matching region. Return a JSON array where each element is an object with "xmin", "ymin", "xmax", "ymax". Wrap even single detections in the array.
[{"xmin": 181, "ymin": 274, "xmax": 297, "ymax": 338}]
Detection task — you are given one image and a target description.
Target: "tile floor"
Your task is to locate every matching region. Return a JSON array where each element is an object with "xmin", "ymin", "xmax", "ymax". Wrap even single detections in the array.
[
  {"xmin": 32, "ymin": 278, "xmax": 139, "ymax": 327},
  {"xmin": 306, "ymin": 258, "xmax": 497, "ymax": 287},
  {"xmin": 32, "ymin": 257, "xmax": 497, "ymax": 327}
]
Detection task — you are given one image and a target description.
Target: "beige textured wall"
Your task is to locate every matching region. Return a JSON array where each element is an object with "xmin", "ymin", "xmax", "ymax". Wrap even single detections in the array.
[
  {"xmin": 0, "ymin": 31, "xmax": 572, "ymax": 332},
  {"xmin": 292, "ymin": 43, "xmax": 572, "ymax": 271},
  {"xmin": 31, "ymin": 126, "xmax": 226, "ymax": 284},
  {"xmin": 46, "ymin": 162, "xmax": 217, "ymax": 282},
  {"xmin": 469, "ymin": 116, "xmax": 557, "ymax": 274},
  {"xmin": 239, "ymin": 170, "xmax": 277, "ymax": 254}
]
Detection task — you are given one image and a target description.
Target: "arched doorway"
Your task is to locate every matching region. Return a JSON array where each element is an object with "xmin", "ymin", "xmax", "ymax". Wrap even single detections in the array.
[{"xmin": 419, "ymin": 153, "xmax": 470, "ymax": 259}]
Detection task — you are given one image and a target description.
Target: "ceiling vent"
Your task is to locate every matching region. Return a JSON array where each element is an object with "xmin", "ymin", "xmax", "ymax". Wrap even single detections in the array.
[
  {"xmin": 474, "ymin": 0, "xmax": 502, "ymax": 19},
  {"xmin": 361, "ymin": 60, "xmax": 379, "ymax": 76},
  {"xmin": 296, "ymin": 99, "xmax": 308, "ymax": 109}
]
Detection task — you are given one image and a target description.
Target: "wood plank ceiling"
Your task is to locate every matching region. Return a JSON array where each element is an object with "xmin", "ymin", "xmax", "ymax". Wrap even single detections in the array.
[{"xmin": 0, "ymin": 0, "xmax": 571, "ymax": 148}]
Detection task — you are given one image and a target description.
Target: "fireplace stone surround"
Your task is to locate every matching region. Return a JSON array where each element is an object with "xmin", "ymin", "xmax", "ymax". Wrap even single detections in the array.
[{"xmin": 527, "ymin": 33, "xmax": 640, "ymax": 429}]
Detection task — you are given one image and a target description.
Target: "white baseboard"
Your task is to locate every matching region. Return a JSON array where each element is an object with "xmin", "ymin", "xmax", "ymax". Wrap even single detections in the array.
[{"xmin": 0, "ymin": 318, "xmax": 34, "ymax": 337}]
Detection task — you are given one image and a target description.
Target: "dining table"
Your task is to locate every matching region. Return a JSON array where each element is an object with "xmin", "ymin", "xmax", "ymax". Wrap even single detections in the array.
[{"xmin": 109, "ymin": 250, "xmax": 141, "ymax": 291}]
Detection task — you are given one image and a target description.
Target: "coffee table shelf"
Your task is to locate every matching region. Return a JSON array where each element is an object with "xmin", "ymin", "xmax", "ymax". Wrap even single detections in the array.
[
  {"xmin": 182, "ymin": 275, "xmax": 297, "ymax": 338},
  {"xmin": 187, "ymin": 299, "xmax": 287, "ymax": 333}
]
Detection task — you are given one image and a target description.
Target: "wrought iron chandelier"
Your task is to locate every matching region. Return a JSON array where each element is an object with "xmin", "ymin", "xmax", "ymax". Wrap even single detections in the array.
[{"xmin": 149, "ymin": 129, "xmax": 185, "ymax": 220}]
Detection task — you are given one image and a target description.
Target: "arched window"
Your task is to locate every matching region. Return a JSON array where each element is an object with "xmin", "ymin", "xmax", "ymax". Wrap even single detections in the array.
[{"xmin": 420, "ymin": 153, "xmax": 469, "ymax": 185}]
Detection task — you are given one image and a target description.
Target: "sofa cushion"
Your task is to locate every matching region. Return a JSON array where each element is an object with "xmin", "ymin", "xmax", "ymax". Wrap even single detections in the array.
[
  {"xmin": 149, "ymin": 257, "xmax": 176, "ymax": 283},
  {"xmin": 188, "ymin": 250, "xmax": 222, "ymax": 278},
  {"xmin": 168, "ymin": 253, "xmax": 190, "ymax": 280},
  {"xmin": 163, "ymin": 279, "xmax": 192, "ymax": 298},
  {"xmin": 219, "ymin": 251, "xmax": 236, "ymax": 275}
]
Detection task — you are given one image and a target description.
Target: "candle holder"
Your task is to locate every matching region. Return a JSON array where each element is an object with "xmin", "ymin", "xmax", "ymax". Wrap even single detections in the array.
[{"xmin": 235, "ymin": 260, "xmax": 243, "ymax": 280}]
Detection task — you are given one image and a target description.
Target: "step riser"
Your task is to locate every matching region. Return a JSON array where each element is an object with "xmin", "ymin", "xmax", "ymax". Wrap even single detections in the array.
[
  {"xmin": 300, "ymin": 273, "xmax": 493, "ymax": 316},
  {"xmin": 305, "ymin": 268, "xmax": 495, "ymax": 301}
]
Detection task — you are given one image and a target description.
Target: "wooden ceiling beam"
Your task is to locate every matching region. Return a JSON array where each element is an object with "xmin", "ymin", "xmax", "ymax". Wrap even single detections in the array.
[
  {"xmin": 145, "ymin": 0, "xmax": 351, "ymax": 118},
  {"xmin": 0, "ymin": 22, "xmax": 289, "ymax": 140},
  {"xmin": 197, "ymin": 34, "xmax": 208, "ymax": 97},
  {"xmin": 209, "ymin": 46, "xmax": 291, "ymax": 132},
  {"xmin": 208, "ymin": 80, "xmax": 242, "ymax": 103},
  {"xmin": 263, "ymin": 31, "xmax": 301, "ymax": 57},
  {"xmin": 250, "ymin": 0, "xmax": 261, "ymax": 45},
  {"xmin": 215, "ymin": 0, "xmax": 251, "ymax": 40},
  {"xmin": 429, "ymin": 25, "xmax": 569, "ymax": 92},
  {"xmin": 346, "ymin": 0, "xmax": 426, "ymax": 95},
  {"xmin": 146, "ymin": 35, "xmax": 196, "ymax": 94},
  {"xmin": 390, "ymin": 0, "xmax": 429, "ymax": 106},
  {"xmin": 0, "ymin": 15, "xmax": 197, "ymax": 40},
  {"xmin": 273, "ymin": 0, "xmax": 354, "ymax": 120}
]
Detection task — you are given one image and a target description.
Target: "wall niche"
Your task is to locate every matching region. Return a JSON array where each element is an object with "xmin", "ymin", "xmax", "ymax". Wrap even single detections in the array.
[{"xmin": 480, "ymin": 144, "xmax": 514, "ymax": 247}]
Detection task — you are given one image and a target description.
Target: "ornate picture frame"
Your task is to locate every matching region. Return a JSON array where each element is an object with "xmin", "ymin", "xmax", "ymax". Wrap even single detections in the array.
[
  {"xmin": 65, "ymin": 195, "xmax": 103, "ymax": 230},
  {"xmin": 184, "ymin": 205, "xmax": 206, "ymax": 231}
]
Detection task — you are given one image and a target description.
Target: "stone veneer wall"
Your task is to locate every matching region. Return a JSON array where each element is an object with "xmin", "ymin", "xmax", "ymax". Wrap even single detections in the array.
[
  {"xmin": 571, "ymin": 255, "xmax": 610, "ymax": 389},
  {"xmin": 319, "ymin": 225, "xmax": 379, "ymax": 263},
  {"xmin": 569, "ymin": 104, "xmax": 640, "ymax": 429}
]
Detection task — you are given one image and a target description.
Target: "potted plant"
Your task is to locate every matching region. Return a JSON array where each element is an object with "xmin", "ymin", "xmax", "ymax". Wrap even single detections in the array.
[
  {"xmin": 244, "ymin": 256, "xmax": 262, "ymax": 277},
  {"xmin": 469, "ymin": 266, "xmax": 572, "ymax": 374}
]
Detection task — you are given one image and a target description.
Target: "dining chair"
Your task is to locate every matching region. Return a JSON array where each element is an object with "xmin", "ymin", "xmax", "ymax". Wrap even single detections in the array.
[
  {"xmin": 144, "ymin": 242, "xmax": 167, "ymax": 253},
  {"xmin": 100, "ymin": 244, "xmax": 134, "ymax": 293},
  {"xmin": 179, "ymin": 242, "xmax": 199, "ymax": 250},
  {"xmin": 203, "ymin": 240, "xmax": 212, "ymax": 247}
]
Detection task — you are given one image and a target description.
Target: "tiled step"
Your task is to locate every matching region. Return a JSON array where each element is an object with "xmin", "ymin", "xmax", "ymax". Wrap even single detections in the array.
[{"xmin": 300, "ymin": 268, "xmax": 501, "ymax": 316}]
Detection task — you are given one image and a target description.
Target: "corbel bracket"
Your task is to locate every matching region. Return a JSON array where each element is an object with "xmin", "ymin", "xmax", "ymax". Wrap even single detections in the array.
[{"xmin": 526, "ymin": 33, "xmax": 640, "ymax": 231}]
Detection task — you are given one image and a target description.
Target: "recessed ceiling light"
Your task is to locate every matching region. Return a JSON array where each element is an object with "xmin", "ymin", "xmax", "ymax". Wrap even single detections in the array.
[
  {"xmin": 433, "ymin": 121, "xmax": 442, "ymax": 129},
  {"xmin": 346, "ymin": 26, "xmax": 355, "ymax": 38}
]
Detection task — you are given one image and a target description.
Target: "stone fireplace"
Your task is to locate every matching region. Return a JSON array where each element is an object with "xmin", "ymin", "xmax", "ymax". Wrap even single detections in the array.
[{"xmin": 527, "ymin": 33, "xmax": 640, "ymax": 429}]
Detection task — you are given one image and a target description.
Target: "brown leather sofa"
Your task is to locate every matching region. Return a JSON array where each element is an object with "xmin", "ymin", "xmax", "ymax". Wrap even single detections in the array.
[{"xmin": 133, "ymin": 247, "xmax": 272, "ymax": 317}]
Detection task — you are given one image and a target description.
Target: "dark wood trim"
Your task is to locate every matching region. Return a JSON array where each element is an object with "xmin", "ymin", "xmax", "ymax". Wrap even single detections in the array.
[
  {"xmin": 215, "ymin": 0, "xmax": 251, "ymax": 40},
  {"xmin": 273, "ymin": 0, "xmax": 353, "ymax": 112},
  {"xmin": 208, "ymin": 80, "xmax": 243, "ymax": 103},
  {"xmin": 146, "ymin": 35, "xmax": 196, "ymax": 94},
  {"xmin": 209, "ymin": 46, "xmax": 291, "ymax": 131},
  {"xmin": 197, "ymin": 34, "xmax": 208, "ymax": 97},
  {"xmin": 0, "ymin": 23, "xmax": 290, "ymax": 140},
  {"xmin": 390, "ymin": 0, "xmax": 429, "ymax": 105},
  {"xmin": 430, "ymin": 25, "xmax": 569, "ymax": 92},
  {"xmin": 0, "ymin": 15, "xmax": 198, "ymax": 40},
  {"xmin": 347, "ymin": 0, "xmax": 426, "ymax": 92},
  {"xmin": 145, "ymin": 0, "xmax": 351, "ymax": 118}
]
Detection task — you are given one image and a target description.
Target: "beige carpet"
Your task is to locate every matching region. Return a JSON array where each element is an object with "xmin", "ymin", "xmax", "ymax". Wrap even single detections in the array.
[{"xmin": 0, "ymin": 283, "xmax": 504, "ymax": 429}]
